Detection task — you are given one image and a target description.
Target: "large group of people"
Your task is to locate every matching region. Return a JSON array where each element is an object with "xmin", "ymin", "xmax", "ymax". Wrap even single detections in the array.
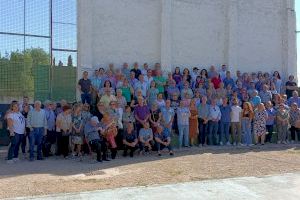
[{"xmin": 4, "ymin": 62, "xmax": 300, "ymax": 164}]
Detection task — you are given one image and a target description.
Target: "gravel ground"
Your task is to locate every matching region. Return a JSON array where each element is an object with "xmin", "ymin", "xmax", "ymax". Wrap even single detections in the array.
[{"xmin": 0, "ymin": 144, "xmax": 300, "ymax": 199}]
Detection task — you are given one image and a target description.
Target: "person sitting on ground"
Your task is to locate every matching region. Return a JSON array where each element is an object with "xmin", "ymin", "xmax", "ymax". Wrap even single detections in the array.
[
  {"xmin": 139, "ymin": 122, "xmax": 153, "ymax": 154},
  {"xmin": 84, "ymin": 116, "xmax": 109, "ymax": 162},
  {"xmin": 154, "ymin": 126, "xmax": 174, "ymax": 156},
  {"xmin": 122, "ymin": 123, "xmax": 138, "ymax": 157}
]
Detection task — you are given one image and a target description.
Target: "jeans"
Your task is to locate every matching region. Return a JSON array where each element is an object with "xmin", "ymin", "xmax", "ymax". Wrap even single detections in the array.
[
  {"xmin": 139, "ymin": 141, "xmax": 153, "ymax": 151},
  {"xmin": 290, "ymin": 126, "xmax": 300, "ymax": 141},
  {"xmin": 231, "ymin": 122, "xmax": 241, "ymax": 144},
  {"xmin": 81, "ymin": 92, "xmax": 91, "ymax": 105},
  {"xmin": 242, "ymin": 119, "xmax": 252, "ymax": 145},
  {"xmin": 277, "ymin": 124, "xmax": 288, "ymax": 142},
  {"xmin": 178, "ymin": 125, "xmax": 189, "ymax": 148},
  {"xmin": 7, "ymin": 133, "xmax": 24, "ymax": 160},
  {"xmin": 219, "ymin": 122, "xmax": 230, "ymax": 144},
  {"xmin": 198, "ymin": 118, "xmax": 207, "ymax": 145},
  {"xmin": 208, "ymin": 121, "xmax": 219, "ymax": 145},
  {"xmin": 29, "ymin": 127, "xmax": 44, "ymax": 159},
  {"xmin": 156, "ymin": 142, "xmax": 173, "ymax": 151}
]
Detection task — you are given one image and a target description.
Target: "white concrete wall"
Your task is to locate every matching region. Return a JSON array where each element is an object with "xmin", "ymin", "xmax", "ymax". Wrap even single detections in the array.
[{"xmin": 78, "ymin": 0, "xmax": 297, "ymax": 79}]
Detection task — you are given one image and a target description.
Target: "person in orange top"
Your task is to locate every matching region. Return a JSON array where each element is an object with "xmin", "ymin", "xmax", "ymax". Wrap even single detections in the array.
[
  {"xmin": 189, "ymin": 99, "xmax": 198, "ymax": 146},
  {"xmin": 101, "ymin": 112, "xmax": 118, "ymax": 159}
]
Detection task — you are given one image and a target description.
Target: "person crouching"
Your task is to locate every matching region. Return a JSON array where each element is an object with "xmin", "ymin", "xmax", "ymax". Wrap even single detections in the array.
[
  {"xmin": 154, "ymin": 126, "xmax": 174, "ymax": 156},
  {"xmin": 84, "ymin": 116, "xmax": 109, "ymax": 162}
]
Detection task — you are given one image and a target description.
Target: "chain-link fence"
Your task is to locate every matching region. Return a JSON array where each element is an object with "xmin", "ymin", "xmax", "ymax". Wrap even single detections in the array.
[{"xmin": 0, "ymin": 61, "xmax": 77, "ymax": 104}]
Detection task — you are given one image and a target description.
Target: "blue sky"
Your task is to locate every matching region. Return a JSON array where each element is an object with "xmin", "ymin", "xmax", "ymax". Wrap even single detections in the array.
[
  {"xmin": 0, "ymin": 0, "xmax": 76, "ymax": 65},
  {"xmin": 296, "ymin": 0, "xmax": 300, "ymax": 81}
]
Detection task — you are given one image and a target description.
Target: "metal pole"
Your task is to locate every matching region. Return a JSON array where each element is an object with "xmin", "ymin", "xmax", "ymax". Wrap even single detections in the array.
[{"xmin": 49, "ymin": 0, "xmax": 53, "ymax": 100}]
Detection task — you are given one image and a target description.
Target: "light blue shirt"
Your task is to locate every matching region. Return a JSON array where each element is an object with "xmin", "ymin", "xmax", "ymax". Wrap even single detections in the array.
[
  {"xmin": 44, "ymin": 108, "xmax": 56, "ymax": 131},
  {"xmin": 134, "ymin": 81, "xmax": 148, "ymax": 97},
  {"xmin": 197, "ymin": 103, "xmax": 209, "ymax": 119},
  {"xmin": 208, "ymin": 105, "xmax": 221, "ymax": 121},
  {"xmin": 177, "ymin": 107, "xmax": 191, "ymax": 126},
  {"xmin": 91, "ymin": 76, "xmax": 102, "ymax": 91},
  {"xmin": 27, "ymin": 109, "xmax": 47, "ymax": 129},
  {"xmin": 161, "ymin": 107, "xmax": 175, "ymax": 124}
]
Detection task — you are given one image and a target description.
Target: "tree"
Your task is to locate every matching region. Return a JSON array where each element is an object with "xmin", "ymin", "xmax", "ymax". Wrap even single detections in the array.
[
  {"xmin": 0, "ymin": 48, "xmax": 50, "ymax": 99},
  {"xmin": 67, "ymin": 55, "xmax": 73, "ymax": 67},
  {"xmin": 58, "ymin": 60, "xmax": 63, "ymax": 67}
]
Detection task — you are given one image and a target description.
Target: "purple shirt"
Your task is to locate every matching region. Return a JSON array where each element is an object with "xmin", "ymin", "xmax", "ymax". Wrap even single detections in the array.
[
  {"xmin": 172, "ymin": 74, "xmax": 182, "ymax": 85},
  {"xmin": 134, "ymin": 105, "xmax": 150, "ymax": 121}
]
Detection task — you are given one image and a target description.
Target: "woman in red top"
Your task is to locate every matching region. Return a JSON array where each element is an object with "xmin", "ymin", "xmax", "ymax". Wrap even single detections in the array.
[{"xmin": 211, "ymin": 73, "xmax": 222, "ymax": 89}]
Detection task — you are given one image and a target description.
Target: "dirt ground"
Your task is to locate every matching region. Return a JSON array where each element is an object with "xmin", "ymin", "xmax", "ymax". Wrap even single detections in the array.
[{"xmin": 0, "ymin": 144, "xmax": 300, "ymax": 199}]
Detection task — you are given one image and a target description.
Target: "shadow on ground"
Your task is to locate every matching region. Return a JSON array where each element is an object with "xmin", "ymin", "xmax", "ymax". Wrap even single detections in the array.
[{"xmin": 0, "ymin": 144, "xmax": 299, "ymax": 178}]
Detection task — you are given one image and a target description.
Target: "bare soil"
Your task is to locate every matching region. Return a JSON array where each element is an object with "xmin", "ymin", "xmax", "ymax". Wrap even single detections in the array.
[{"xmin": 0, "ymin": 144, "xmax": 300, "ymax": 199}]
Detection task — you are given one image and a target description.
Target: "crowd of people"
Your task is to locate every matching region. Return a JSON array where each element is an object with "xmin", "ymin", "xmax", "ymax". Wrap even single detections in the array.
[{"xmin": 4, "ymin": 62, "xmax": 300, "ymax": 164}]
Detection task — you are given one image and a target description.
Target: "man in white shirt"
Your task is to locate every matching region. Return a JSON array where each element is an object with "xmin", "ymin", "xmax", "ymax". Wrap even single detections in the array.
[
  {"xmin": 208, "ymin": 99, "xmax": 221, "ymax": 145},
  {"xmin": 27, "ymin": 101, "xmax": 47, "ymax": 161},
  {"xmin": 19, "ymin": 96, "xmax": 33, "ymax": 112},
  {"xmin": 134, "ymin": 74, "xmax": 148, "ymax": 98},
  {"xmin": 141, "ymin": 63, "xmax": 149, "ymax": 76},
  {"xmin": 144, "ymin": 69, "xmax": 153, "ymax": 90},
  {"xmin": 219, "ymin": 64, "xmax": 228, "ymax": 81},
  {"xmin": 231, "ymin": 98, "xmax": 242, "ymax": 146}
]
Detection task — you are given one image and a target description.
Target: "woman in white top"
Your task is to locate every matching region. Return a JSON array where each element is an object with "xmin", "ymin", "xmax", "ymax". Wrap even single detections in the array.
[
  {"xmin": 56, "ymin": 105, "xmax": 73, "ymax": 158},
  {"xmin": 6, "ymin": 101, "xmax": 26, "ymax": 163},
  {"xmin": 273, "ymin": 71, "xmax": 282, "ymax": 94}
]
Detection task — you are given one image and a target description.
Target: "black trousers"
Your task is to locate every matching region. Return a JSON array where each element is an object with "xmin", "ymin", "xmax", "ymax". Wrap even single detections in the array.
[
  {"xmin": 89, "ymin": 139, "xmax": 108, "ymax": 161},
  {"xmin": 57, "ymin": 134, "xmax": 69, "ymax": 157},
  {"xmin": 266, "ymin": 125, "xmax": 273, "ymax": 143},
  {"xmin": 123, "ymin": 144, "xmax": 138, "ymax": 157},
  {"xmin": 198, "ymin": 118, "xmax": 207, "ymax": 145},
  {"xmin": 290, "ymin": 126, "xmax": 300, "ymax": 141}
]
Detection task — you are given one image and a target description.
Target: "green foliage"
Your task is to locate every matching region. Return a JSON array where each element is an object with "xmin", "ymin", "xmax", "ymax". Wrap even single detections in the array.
[
  {"xmin": 0, "ymin": 48, "xmax": 76, "ymax": 102},
  {"xmin": 67, "ymin": 55, "xmax": 73, "ymax": 67},
  {"xmin": 0, "ymin": 48, "xmax": 50, "ymax": 100}
]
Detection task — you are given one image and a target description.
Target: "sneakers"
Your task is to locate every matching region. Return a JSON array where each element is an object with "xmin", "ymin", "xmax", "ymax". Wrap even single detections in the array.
[
  {"xmin": 226, "ymin": 142, "xmax": 231, "ymax": 146},
  {"xmin": 12, "ymin": 158, "xmax": 19, "ymax": 162},
  {"xmin": 219, "ymin": 141, "xmax": 223, "ymax": 146},
  {"xmin": 169, "ymin": 152, "xmax": 174, "ymax": 156},
  {"xmin": 233, "ymin": 142, "xmax": 237, "ymax": 146}
]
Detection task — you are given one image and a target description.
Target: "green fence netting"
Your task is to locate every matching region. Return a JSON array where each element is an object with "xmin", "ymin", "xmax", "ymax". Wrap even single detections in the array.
[{"xmin": 0, "ymin": 61, "xmax": 77, "ymax": 103}]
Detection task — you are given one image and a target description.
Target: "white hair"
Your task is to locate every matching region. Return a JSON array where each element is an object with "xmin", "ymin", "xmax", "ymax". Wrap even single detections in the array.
[{"xmin": 34, "ymin": 100, "xmax": 42, "ymax": 105}]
